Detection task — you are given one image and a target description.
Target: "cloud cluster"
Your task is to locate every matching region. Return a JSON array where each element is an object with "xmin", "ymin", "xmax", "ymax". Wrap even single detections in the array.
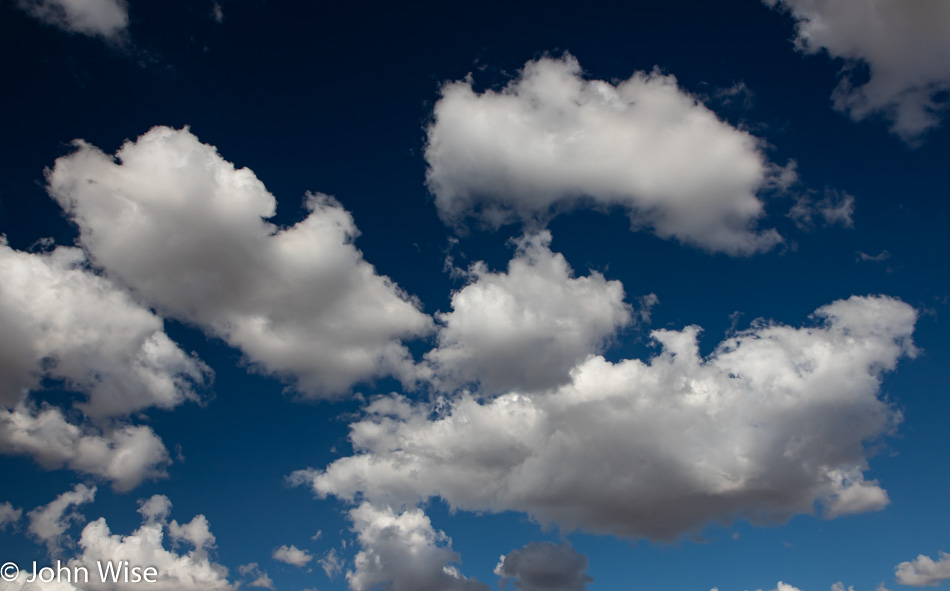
[
  {"xmin": 765, "ymin": 0, "xmax": 950, "ymax": 143},
  {"xmin": 296, "ymin": 295, "xmax": 916, "ymax": 540},
  {"xmin": 495, "ymin": 541, "xmax": 592, "ymax": 591},
  {"xmin": 895, "ymin": 551, "xmax": 950, "ymax": 586},
  {"xmin": 425, "ymin": 54, "xmax": 792, "ymax": 254},
  {"xmin": 423, "ymin": 232, "xmax": 631, "ymax": 392},
  {"xmin": 46, "ymin": 126, "xmax": 433, "ymax": 398},
  {"xmin": 345, "ymin": 503, "xmax": 488, "ymax": 591},
  {"xmin": 16, "ymin": 0, "xmax": 128, "ymax": 39}
]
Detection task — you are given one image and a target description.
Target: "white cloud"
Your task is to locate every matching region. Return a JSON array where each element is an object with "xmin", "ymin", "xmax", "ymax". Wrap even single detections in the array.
[
  {"xmin": 238, "ymin": 563, "xmax": 273, "ymax": 590},
  {"xmin": 0, "ymin": 501, "xmax": 21, "ymax": 530},
  {"xmin": 319, "ymin": 548, "xmax": 343, "ymax": 579},
  {"xmin": 46, "ymin": 126, "xmax": 433, "ymax": 398},
  {"xmin": 27, "ymin": 484, "xmax": 96, "ymax": 555},
  {"xmin": 345, "ymin": 503, "xmax": 489, "ymax": 591},
  {"xmin": 0, "ymin": 404, "xmax": 170, "ymax": 491},
  {"xmin": 68, "ymin": 496, "xmax": 234, "ymax": 590},
  {"xmin": 765, "ymin": 0, "xmax": 950, "ymax": 143},
  {"xmin": 0, "ymin": 240, "xmax": 210, "ymax": 417},
  {"xmin": 495, "ymin": 541, "xmax": 592, "ymax": 591},
  {"xmin": 422, "ymin": 231, "xmax": 631, "ymax": 392},
  {"xmin": 425, "ymin": 53, "xmax": 792, "ymax": 255},
  {"xmin": 296, "ymin": 295, "xmax": 916, "ymax": 540},
  {"xmin": 895, "ymin": 551, "xmax": 950, "ymax": 586},
  {"xmin": 273, "ymin": 544, "xmax": 313, "ymax": 568},
  {"xmin": 17, "ymin": 0, "xmax": 128, "ymax": 39}
]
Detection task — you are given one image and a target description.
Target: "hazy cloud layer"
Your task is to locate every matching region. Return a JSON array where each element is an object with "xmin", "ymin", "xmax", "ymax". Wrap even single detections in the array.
[
  {"xmin": 895, "ymin": 551, "xmax": 950, "ymax": 586},
  {"xmin": 495, "ymin": 541, "xmax": 592, "ymax": 591},
  {"xmin": 16, "ymin": 0, "xmax": 128, "ymax": 39},
  {"xmin": 345, "ymin": 503, "xmax": 488, "ymax": 591},
  {"xmin": 296, "ymin": 295, "xmax": 916, "ymax": 540},
  {"xmin": 765, "ymin": 0, "xmax": 950, "ymax": 143},
  {"xmin": 46, "ymin": 126, "xmax": 433, "ymax": 398},
  {"xmin": 425, "ymin": 54, "xmax": 793, "ymax": 254},
  {"xmin": 423, "ymin": 232, "xmax": 631, "ymax": 392}
]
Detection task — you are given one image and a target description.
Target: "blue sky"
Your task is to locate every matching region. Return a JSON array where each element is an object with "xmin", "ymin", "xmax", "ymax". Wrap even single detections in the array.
[{"xmin": 0, "ymin": 1, "xmax": 949, "ymax": 591}]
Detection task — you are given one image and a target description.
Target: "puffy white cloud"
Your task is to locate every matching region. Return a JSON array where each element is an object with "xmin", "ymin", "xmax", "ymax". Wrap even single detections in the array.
[
  {"xmin": 0, "ymin": 241, "xmax": 210, "ymax": 417},
  {"xmin": 0, "ymin": 404, "xmax": 170, "ymax": 491},
  {"xmin": 272, "ymin": 544, "xmax": 313, "ymax": 568},
  {"xmin": 765, "ymin": 0, "xmax": 950, "ymax": 143},
  {"xmin": 27, "ymin": 484, "xmax": 96, "ymax": 555},
  {"xmin": 238, "ymin": 563, "xmax": 274, "ymax": 590},
  {"xmin": 0, "ymin": 501, "xmax": 21, "ymax": 530},
  {"xmin": 66, "ymin": 496, "xmax": 234, "ymax": 591},
  {"xmin": 345, "ymin": 503, "xmax": 489, "ymax": 591},
  {"xmin": 296, "ymin": 295, "xmax": 916, "ymax": 540},
  {"xmin": 46, "ymin": 126, "xmax": 433, "ymax": 398},
  {"xmin": 495, "ymin": 541, "xmax": 592, "ymax": 591},
  {"xmin": 895, "ymin": 551, "xmax": 950, "ymax": 586},
  {"xmin": 16, "ymin": 0, "xmax": 128, "ymax": 39},
  {"xmin": 425, "ymin": 54, "xmax": 792, "ymax": 255},
  {"xmin": 423, "ymin": 232, "xmax": 631, "ymax": 392}
]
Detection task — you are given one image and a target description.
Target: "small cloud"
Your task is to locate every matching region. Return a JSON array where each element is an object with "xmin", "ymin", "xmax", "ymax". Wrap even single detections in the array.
[
  {"xmin": 273, "ymin": 544, "xmax": 314, "ymax": 568},
  {"xmin": 0, "ymin": 502, "xmax": 23, "ymax": 531},
  {"xmin": 789, "ymin": 189, "xmax": 855, "ymax": 230},
  {"xmin": 319, "ymin": 548, "xmax": 343, "ymax": 579},
  {"xmin": 311, "ymin": 529, "xmax": 323, "ymax": 541},
  {"xmin": 895, "ymin": 551, "xmax": 950, "ymax": 587},
  {"xmin": 239, "ymin": 563, "xmax": 275, "ymax": 590},
  {"xmin": 211, "ymin": 1, "xmax": 223, "ymax": 23},
  {"xmin": 857, "ymin": 250, "xmax": 890, "ymax": 263},
  {"xmin": 17, "ymin": 0, "xmax": 129, "ymax": 40},
  {"xmin": 638, "ymin": 293, "xmax": 659, "ymax": 324}
]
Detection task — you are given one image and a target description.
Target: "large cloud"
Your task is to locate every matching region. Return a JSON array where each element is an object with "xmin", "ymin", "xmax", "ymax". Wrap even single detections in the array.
[
  {"xmin": 295, "ymin": 295, "xmax": 916, "ymax": 540},
  {"xmin": 765, "ymin": 0, "xmax": 950, "ymax": 143},
  {"xmin": 425, "ymin": 54, "xmax": 791, "ymax": 255},
  {"xmin": 0, "ymin": 240, "xmax": 210, "ymax": 417},
  {"xmin": 495, "ymin": 541, "xmax": 592, "ymax": 591},
  {"xmin": 16, "ymin": 0, "xmax": 128, "ymax": 39},
  {"xmin": 895, "ymin": 551, "xmax": 950, "ymax": 587},
  {"xmin": 345, "ymin": 503, "xmax": 488, "ymax": 591},
  {"xmin": 0, "ymin": 404, "xmax": 170, "ymax": 491},
  {"xmin": 423, "ymin": 232, "xmax": 631, "ymax": 392},
  {"xmin": 45, "ymin": 126, "xmax": 433, "ymax": 398}
]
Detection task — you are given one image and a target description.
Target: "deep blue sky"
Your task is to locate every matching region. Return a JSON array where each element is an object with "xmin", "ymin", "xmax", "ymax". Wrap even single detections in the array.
[{"xmin": 1, "ymin": 1, "xmax": 948, "ymax": 591}]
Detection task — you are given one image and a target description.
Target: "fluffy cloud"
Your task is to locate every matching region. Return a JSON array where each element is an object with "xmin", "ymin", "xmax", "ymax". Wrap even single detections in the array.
[
  {"xmin": 46, "ymin": 126, "xmax": 433, "ymax": 398},
  {"xmin": 765, "ymin": 0, "xmax": 950, "ymax": 143},
  {"xmin": 895, "ymin": 551, "xmax": 950, "ymax": 586},
  {"xmin": 27, "ymin": 484, "xmax": 96, "ymax": 555},
  {"xmin": 0, "ymin": 501, "xmax": 21, "ymax": 530},
  {"xmin": 345, "ymin": 503, "xmax": 488, "ymax": 591},
  {"xmin": 495, "ymin": 541, "xmax": 592, "ymax": 591},
  {"xmin": 16, "ymin": 0, "xmax": 128, "ymax": 39},
  {"xmin": 425, "ymin": 54, "xmax": 792, "ymax": 254},
  {"xmin": 0, "ymin": 240, "xmax": 210, "ymax": 417},
  {"xmin": 423, "ymin": 232, "xmax": 631, "ymax": 392},
  {"xmin": 0, "ymin": 404, "xmax": 170, "ymax": 491},
  {"xmin": 295, "ymin": 295, "xmax": 916, "ymax": 540},
  {"xmin": 272, "ymin": 544, "xmax": 313, "ymax": 568}
]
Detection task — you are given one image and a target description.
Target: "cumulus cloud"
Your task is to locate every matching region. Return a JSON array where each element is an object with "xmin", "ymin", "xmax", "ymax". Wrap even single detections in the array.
[
  {"xmin": 422, "ymin": 232, "xmax": 631, "ymax": 392},
  {"xmin": 0, "ymin": 501, "xmax": 21, "ymax": 530},
  {"xmin": 425, "ymin": 53, "xmax": 793, "ymax": 254},
  {"xmin": 27, "ymin": 484, "xmax": 96, "ymax": 555},
  {"xmin": 895, "ymin": 551, "xmax": 950, "ymax": 586},
  {"xmin": 295, "ymin": 295, "xmax": 916, "ymax": 540},
  {"xmin": 495, "ymin": 541, "xmax": 592, "ymax": 591},
  {"xmin": 345, "ymin": 503, "xmax": 489, "ymax": 591},
  {"xmin": 0, "ymin": 404, "xmax": 171, "ymax": 491},
  {"xmin": 765, "ymin": 0, "xmax": 950, "ymax": 143},
  {"xmin": 0, "ymin": 240, "xmax": 210, "ymax": 417},
  {"xmin": 16, "ymin": 0, "xmax": 128, "ymax": 39},
  {"xmin": 46, "ymin": 126, "xmax": 433, "ymax": 398},
  {"xmin": 273, "ymin": 544, "xmax": 313, "ymax": 568}
]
